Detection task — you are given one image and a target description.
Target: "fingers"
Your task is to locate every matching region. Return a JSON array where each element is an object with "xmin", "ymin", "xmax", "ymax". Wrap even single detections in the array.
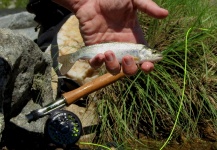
[
  {"xmin": 89, "ymin": 53, "xmax": 105, "ymax": 69},
  {"xmin": 89, "ymin": 51, "xmax": 155, "ymax": 76},
  {"xmin": 122, "ymin": 57, "xmax": 155, "ymax": 75},
  {"xmin": 134, "ymin": 0, "xmax": 169, "ymax": 19},
  {"xmin": 140, "ymin": 62, "xmax": 154, "ymax": 74},
  {"xmin": 89, "ymin": 50, "xmax": 121, "ymax": 75},
  {"xmin": 104, "ymin": 51, "xmax": 121, "ymax": 75},
  {"xmin": 122, "ymin": 55, "xmax": 138, "ymax": 76}
]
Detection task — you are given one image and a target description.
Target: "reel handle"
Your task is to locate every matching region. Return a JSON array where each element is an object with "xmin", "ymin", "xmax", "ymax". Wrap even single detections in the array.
[{"xmin": 63, "ymin": 72, "xmax": 125, "ymax": 105}]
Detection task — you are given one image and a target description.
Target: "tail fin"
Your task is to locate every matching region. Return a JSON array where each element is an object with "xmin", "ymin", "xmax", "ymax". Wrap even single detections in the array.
[{"xmin": 57, "ymin": 54, "xmax": 75, "ymax": 75}]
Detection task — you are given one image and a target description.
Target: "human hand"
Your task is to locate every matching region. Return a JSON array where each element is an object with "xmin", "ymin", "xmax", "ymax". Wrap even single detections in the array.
[{"xmin": 53, "ymin": 0, "xmax": 168, "ymax": 75}]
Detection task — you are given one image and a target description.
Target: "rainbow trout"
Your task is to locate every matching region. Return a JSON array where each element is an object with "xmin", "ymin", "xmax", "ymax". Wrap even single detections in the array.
[{"xmin": 58, "ymin": 42, "xmax": 163, "ymax": 75}]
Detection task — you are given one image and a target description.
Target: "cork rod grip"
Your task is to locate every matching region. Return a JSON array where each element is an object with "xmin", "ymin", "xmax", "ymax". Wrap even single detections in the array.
[{"xmin": 62, "ymin": 72, "xmax": 125, "ymax": 105}]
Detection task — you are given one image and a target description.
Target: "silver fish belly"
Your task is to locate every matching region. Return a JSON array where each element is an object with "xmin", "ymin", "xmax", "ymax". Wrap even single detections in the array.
[{"xmin": 58, "ymin": 42, "xmax": 162, "ymax": 75}]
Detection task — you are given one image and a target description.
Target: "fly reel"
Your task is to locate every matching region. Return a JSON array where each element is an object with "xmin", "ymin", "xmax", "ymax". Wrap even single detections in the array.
[{"xmin": 44, "ymin": 110, "xmax": 82, "ymax": 146}]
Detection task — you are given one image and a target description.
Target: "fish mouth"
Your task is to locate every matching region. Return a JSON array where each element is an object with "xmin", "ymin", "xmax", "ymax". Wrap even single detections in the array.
[
  {"xmin": 139, "ymin": 53, "xmax": 163, "ymax": 63},
  {"xmin": 155, "ymin": 57, "xmax": 163, "ymax": 62},
  {"xmin": 155, "ymin": 54, "xmax": 163, "ymax": 61},
  {"xmin": 152, "ymin": 53, "xmax": 163, "ymax": 62}
]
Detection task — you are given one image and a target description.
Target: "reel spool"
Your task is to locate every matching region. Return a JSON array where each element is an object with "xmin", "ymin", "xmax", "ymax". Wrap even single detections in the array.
[{"xmin": 44, "ymin": 110, "xmax": 82, "ymax": 146}]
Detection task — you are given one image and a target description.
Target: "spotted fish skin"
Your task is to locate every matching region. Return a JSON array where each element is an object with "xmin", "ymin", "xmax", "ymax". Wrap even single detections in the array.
[{"xmin": 58, "ymin": 42, "xmax": 163, "ymax": 75}]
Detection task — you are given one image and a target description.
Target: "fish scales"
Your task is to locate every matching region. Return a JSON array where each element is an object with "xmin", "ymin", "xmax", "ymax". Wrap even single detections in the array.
[
  {"xmin": 58, "ymin": 42, "xmax": 163, "ymax": 75},
  {"xmin": 76, "ymin": 45, "xmax": 141, "ymax": 62}
]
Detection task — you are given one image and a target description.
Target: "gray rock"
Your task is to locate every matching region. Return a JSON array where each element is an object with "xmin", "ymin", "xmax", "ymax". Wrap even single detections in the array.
[
  {"xmin": 0, "ymin": 114, "xmax": 4, "ymax": 140},
  {"xmin": 14, "ymin": 27, "xmax": 38, "ymax": 42},
  {"xmin": 0, "ymin": 11, "xmax": 38, "ymax": 40},
  {"xmin": 0, "ymin": 11, "xmax": 36, "ymax": 29},
  {"xmin": 0, "ymin": 8, "xmax": 26, "ymax": 17},
  {"xmin": 10, "ymin": 100, "xmax": 48, "ymax": 133},
  {"xmin": 0, "ymin": 28, "xmax": 54, "ymax": 136}
]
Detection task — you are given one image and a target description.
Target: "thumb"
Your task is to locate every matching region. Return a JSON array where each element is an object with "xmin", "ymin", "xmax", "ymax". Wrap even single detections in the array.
[{"xmin": 134, "ymin": 0, "xmax": 168, "ymax": 19}]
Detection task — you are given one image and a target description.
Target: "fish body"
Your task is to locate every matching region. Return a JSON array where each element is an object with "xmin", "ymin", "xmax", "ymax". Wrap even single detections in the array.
[{"xmin": 58, "ymin": 42, "xmax": 163, "ymax": 75}]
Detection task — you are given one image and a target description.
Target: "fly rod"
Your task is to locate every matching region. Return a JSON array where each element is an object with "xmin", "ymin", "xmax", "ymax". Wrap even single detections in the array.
[{"xmin": 26, "ymin": 72, "xmax": 125, "ymax": 122}]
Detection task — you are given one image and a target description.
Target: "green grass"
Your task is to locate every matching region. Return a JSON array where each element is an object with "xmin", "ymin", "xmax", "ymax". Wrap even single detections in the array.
[{"xmin": 94, "ymin": 0, "xmax": 217, "ymax": 149}]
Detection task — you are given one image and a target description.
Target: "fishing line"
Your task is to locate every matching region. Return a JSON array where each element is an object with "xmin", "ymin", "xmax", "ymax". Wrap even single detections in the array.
[{"xmin": 159, "ymin": 27, "xmax": 192, "ymax": 150}]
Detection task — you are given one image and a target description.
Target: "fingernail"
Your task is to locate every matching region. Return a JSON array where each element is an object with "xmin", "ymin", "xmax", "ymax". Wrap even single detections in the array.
[
  {"xmin": 124, "ymin": 57, "xmax": 133, "ymax": 66},
  {"xmin": 105, "ymin": 54, "xmax": 114, "ymax": 62}
]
